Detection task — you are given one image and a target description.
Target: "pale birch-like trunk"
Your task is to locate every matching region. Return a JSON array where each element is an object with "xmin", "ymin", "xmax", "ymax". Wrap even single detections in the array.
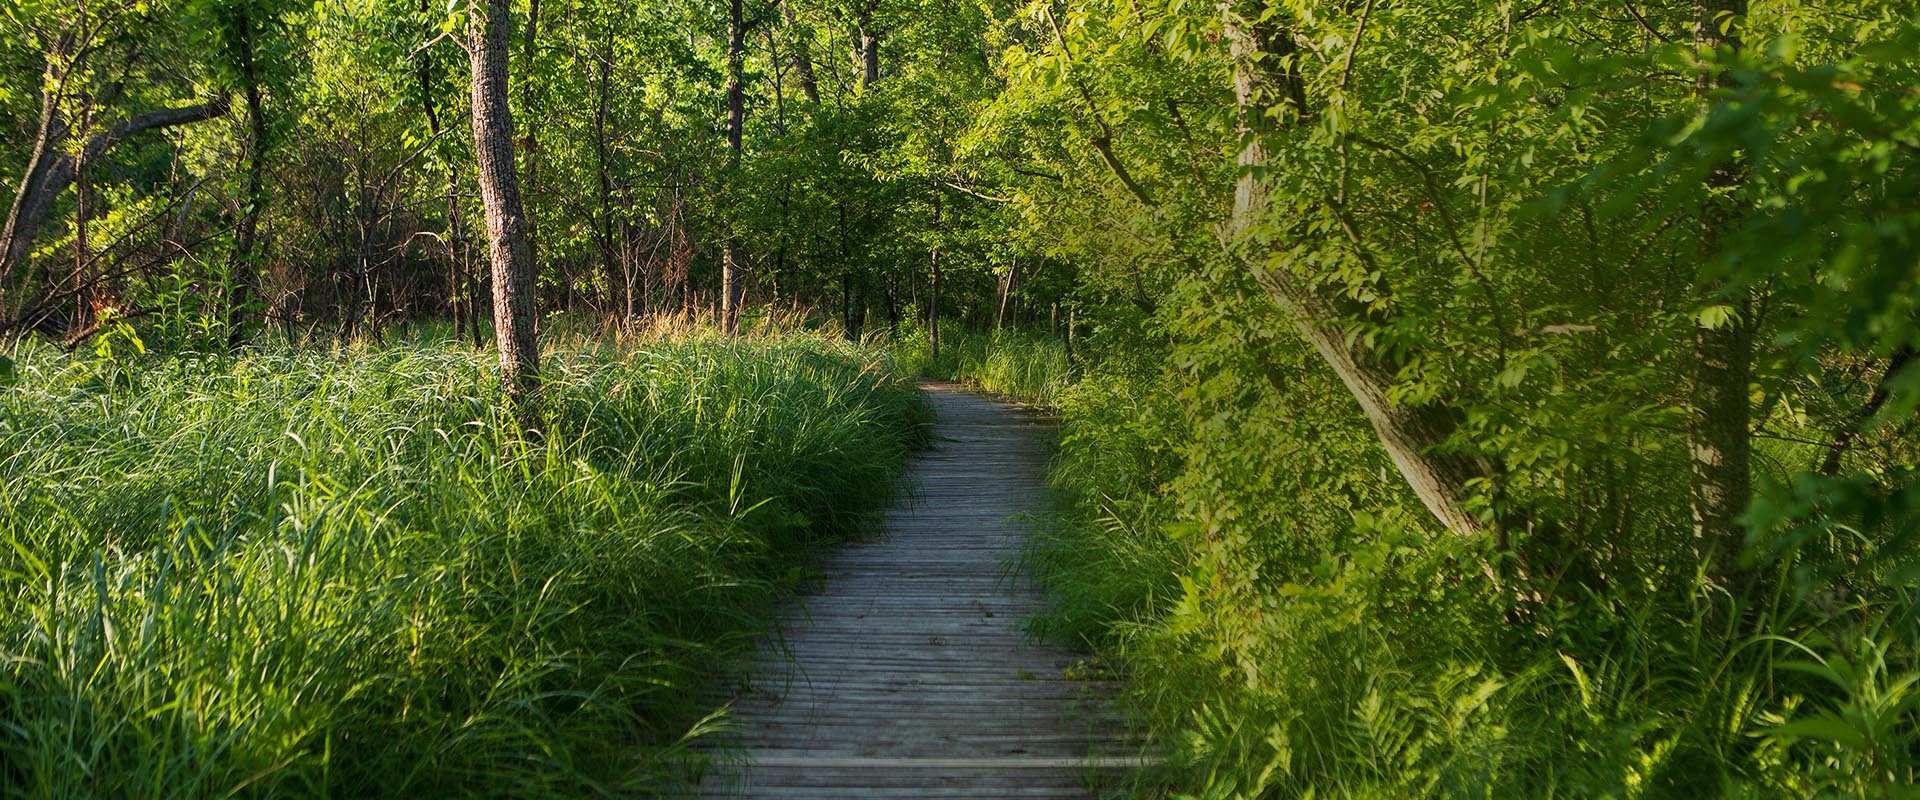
[
  {"xmin": 1688, "ymin": 0, "xmax": 1753, "ymax": 584},
  {"xmin": 1222, "ymin": 1, "xmax": 1493, "ymax": 540}
]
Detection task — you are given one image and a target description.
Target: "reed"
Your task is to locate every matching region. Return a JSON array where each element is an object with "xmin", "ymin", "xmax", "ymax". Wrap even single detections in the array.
[{"xmin": 0, "ymin": 330, "xmax": 927, "ymax": 797}]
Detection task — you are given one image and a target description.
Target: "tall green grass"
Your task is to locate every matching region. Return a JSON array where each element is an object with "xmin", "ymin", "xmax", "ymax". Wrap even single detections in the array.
[
  {"xmin": 0, "ymin": 332, "xmax": 927, "ymax": 797},
  {"xmin": 893, "ymin": 324, "xmax": 1074, "ymax": 408}
]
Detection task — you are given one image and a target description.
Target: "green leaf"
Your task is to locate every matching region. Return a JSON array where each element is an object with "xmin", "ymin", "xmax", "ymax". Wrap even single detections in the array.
[
  {"xmin": 1558, "ymin": 652, "xmax": 1593, "ymax": 710},
  {"xmin": 4, "ymin": 0, "xmax": 45, "ymax": 26},
  {"xmin": 1695, "ymin": 304, "xmax": 1738, "ymax": 330},
  {"xmin": 1769, "ymin": 714, "xmax": 1868, "ymax": 748}
]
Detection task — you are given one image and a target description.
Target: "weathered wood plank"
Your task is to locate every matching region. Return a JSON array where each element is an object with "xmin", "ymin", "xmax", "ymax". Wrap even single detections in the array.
[{"xmin": 696, "ymin": 383, "xmax": 1140, "ymax": 798}]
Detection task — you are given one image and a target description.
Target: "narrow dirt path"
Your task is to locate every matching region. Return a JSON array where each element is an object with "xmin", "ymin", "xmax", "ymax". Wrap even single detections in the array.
[{"xmin": 699, "ymin": 383, "xmax": 1137, "ymax": 799}]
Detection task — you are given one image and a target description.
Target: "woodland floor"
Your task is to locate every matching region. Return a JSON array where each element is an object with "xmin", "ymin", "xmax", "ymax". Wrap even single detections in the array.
[{"xmin": 696, "ymin": 383, "xmax": 1144, "ymax": 799}]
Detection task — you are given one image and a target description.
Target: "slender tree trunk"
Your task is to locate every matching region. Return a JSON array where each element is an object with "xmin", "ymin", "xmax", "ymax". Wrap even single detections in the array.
[
  {"xmin": 72, "ymin": 132, "xmax": 93, "ymax": 331},
  {"xmin": 994, "ymin": 257, "xmax": 1013, "ymax": 330},
  {"xmin": 829, "ymin": 8, "xmax": 883, "ymax": 340},
  {"xmin": 930, "ymin": 196, "xmax": 941, "ymax": 362},
  {"xmin": 67, "ymin": 2, "xmax": 95, "ymax": 330},
  {"xmin": 768, "ymin": 25, "xmax": 788, "ymax": 134},
  {"xmin": 848, "ymin": 272, "xmax": 864, "ymax": 337},
  {"xmin": 837, "ymin": 201, "xmax": 866, "ymax": 340},
  {"xmin": 1222, "ymin": 1, "xmax": 1491, "ymax": 540},
  {"xmin": 1689, "ymin": 0, "xmax": 1753, "ymax": 584},
  {"xmin": 784, "ymin": 0, "xmax": 821, "ymax": 104},
  {"xmin": 885, "ymin": 275, "xmax": 898, "ymax": 331},
  {"xmin": 594, "ymin": 33, "xmax": 622, "ymax": 319},
  {"xmin": 449, "ymin": 222, "xmax": 464, "ymax": 343},
  {"xmin": 464, "ymin": 221, "xmax": 484, "ymax": 347},
  {"xmin": 1, "ymin": 35, "xmax": 71, "ymax": 297},
  {"xmin": 519, "ymin": 0, "xmax": 542, "ymax": 287},
  {"xmin": 1, "ymin": 90, "xmax": 228, "ymax": 298},
  {"xmin": 227, "ymin": 2, "xmax": 269, "ymax": 344},
  {"xmin": 1065, "ymin": 306, "xmax": 1075, "ymax": 360},
  {"xmin": 720, "ymin": 0, "xmax": 748, "ymax": 334},
  {"xmin": 858, "ymin": 30, "xmax": 879, "ymax": 87},
  {"xmin": 470, "ymin": 0, "xmax": 541, "ymax": 410},
  {"xmin": 414, "ymin": 0, "xmax": 469, "ymax": 342}
]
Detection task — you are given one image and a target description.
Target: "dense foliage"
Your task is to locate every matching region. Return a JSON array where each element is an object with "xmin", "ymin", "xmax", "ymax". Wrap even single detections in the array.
[
  {"xmin": 0, "ymin": 332, "xmax": 925, "ymax": 796},
  {"xmin": 906, "ymin": 0, "xmax": 1920, "ymax": 791},
  {"xmin": 0, "ymin": 0, "xmax": 1065, "ymax": 343},
  {"xmin": 5, "ymin": 0, "xmax": 1919, "ymax": 796}
]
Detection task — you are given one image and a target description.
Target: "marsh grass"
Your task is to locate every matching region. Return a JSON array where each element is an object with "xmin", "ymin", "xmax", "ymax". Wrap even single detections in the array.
[
  {"xmin": 0, "ymin": 330, "xmax": 927, "ymax": 797},
  {"xmin": 893, "ymin": 324, "xmax": 1074, "ymax": 409}
]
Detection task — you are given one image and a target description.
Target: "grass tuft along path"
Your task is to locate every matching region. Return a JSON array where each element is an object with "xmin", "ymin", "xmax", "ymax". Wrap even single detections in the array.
[{"xmin": 702, "ymin": 383, "xmax": 1141, "ymax": 799}]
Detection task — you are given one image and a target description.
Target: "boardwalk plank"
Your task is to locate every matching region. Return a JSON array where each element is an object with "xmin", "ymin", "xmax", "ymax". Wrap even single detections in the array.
[{"xmin": 697, "ymin": 383, "xmax": 1136, "ymax": 798}]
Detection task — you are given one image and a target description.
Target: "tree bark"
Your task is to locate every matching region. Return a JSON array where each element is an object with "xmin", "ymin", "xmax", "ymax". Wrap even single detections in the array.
[
  {"xmin": 415, "ymin": 5, "xmax": 479, "ymax": 346},
  {"xmin": 1222, "ymin": 1, "xmax": 1492, "ymax": 540},
  {"xmin": 594, "ymin": 34, "xmax": 622, "ymax": 320},
  {"xmin": 854, "ymin": 0, "xmax": 881, "ymax": 89},
  {"xmin": 784, "ymin": 1, "xmax": 821, "ymax": 104},
  {"xmin": 859, "ymin": 31, "xmax": 880, "ymax": 87},
  {"xmin": 1819, "ymin": 346, "xmax": 1916, "ymax": 476},
  {"xmin": 519, "ymin": 0, "xmax": 542, "ymax": 287},
  {"xmin": 993, "ymin": 257, "xmax": 1012, "ymax": 330},
  {"xmin": 720, "ymin": 0, "xmax": 748, "ymax": 334},
  {"xmin": 1, "ymin": 94, "xmax": 230, "ymax": 293},
  {"xmin": 72, "ymin": 121, "xmax": 93, "ymax": 331},
  {"xmin": 1689, "ymin": 0, "xmax": 1752, "ymax": 583},
  {"xmin": 227, "ymin": 1, "xmax": 269, "ymax": 344},
  {"xmin": 470, "ymin": 0, "xmax": 541, "ymax": 410},
  {"xmin": 0, "ymin": 36, "xmax": 71, "ymax": 297},
  {"xmin": 930, "ymin": 195, "xmax": 941, "ymax": 362}
]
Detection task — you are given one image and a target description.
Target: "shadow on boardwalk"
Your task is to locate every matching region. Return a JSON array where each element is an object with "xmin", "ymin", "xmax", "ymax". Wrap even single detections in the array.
[{"xmin": 696, "ymin": 382, "xmax": 1146, "ymax": 799}]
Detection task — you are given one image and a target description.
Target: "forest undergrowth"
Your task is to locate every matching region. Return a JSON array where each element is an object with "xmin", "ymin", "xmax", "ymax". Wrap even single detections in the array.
[
  {"xmin": 907, "ymin": 324, "xmax": 1920, "ymax": 799},
  {"xmin": 5, "ymin": 0, "xmax": 1920, "ymax": 795},
  {"xmin": 0, "ymin": 326, "xmax": 927, "ymax": 797}
]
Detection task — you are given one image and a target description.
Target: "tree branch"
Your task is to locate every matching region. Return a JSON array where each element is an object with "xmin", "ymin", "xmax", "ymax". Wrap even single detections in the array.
[
  {"xmin": 83, "ymin": 95, "xmax": 234, "ymax": 162},
  {"xmin": 1821, "ymin": 345, "xmax": 1917, "ymax": 475}
]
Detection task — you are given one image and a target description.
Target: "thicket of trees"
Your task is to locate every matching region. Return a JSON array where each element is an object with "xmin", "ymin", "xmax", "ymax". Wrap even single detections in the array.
[
  {"xmin": 985, "ymin": 1, "xmax": 1920, "ymax": 793},
  {"xmin": 0, "ymin": 0, "xmax": 1064, "ymax": 356},
  {"xmin": 3, "ymin": 0, "xmax": 1918, "ymax": 793}
]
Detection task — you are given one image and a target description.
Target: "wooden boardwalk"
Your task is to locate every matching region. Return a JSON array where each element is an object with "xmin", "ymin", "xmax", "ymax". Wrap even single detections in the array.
[{"xmin": 698, "ymin": 383, "xmax": 1137, "ymax": 799}]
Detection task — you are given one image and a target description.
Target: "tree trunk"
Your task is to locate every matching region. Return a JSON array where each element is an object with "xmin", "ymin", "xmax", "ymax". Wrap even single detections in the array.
[
  {"xmin": 858, "ymin": 31, "xmax": 880, "ymax": 87},
  {"xmin": 72, "ymin": 127, "xmax": 93, "ymax": 332},
  {"xmin": 1, "ymin": 91, "xmax": 229, "ymax": 295},
  {"xmin": 470, "ymin": 0, "xmax": 541, "ymax": 410},
  {"xmin": 785, "ymin": 0, "xmax": 821, "ymax": 104},
  {"xmin": 594, "ymin": 33, "xmax": 622, "ymax": 320},
  {"xmin": 1223, "ymin": 1, "xmax": 1492, "ymax": 540},
  {"xmin": 67, "ymin": 5, "xmax": 97, "ymax": 330},
  {"xmin": 227, "ymin": 2, "xmax": 269, "ymax": 344},
  {"xmin": 885, "ymin": 275, "xmax": 898, "ymax": 331},
  {"xmin": 853, "ymin": 1, "xmax": 881, "ymax": 90},
  {"xmin": 519, "ymin": 0, "xmax": 542, "ymax": 286},
  {"xmin": 720, "ymin": 0, "xmax": 748, "ymax": 334},
  {"xmin": 836, "ymin": 200, "xmax": 863, "ymax": 340},
  {"xmin": 1689, "ymin": 0, "xmax": 1753, "ymax": 584},
  {"xmin": 768, "ymin": 23, "xmax": 788, "ymax": 134},
  {"xmin": 415, "ymin": 0, "xmax": 468, "ymax": 342},
  {"xmin": 1, "ymin": 40, "xmax": 76, "ymax": 304},
  {"xmin": 1065, "ymin": 306, "xmax": 1075, "ymax": 360},
  {"xmin": 993, "ymin": 259, "xmax": 1011, "ymax": 330},
  {"xmin": 930, "ymin": 196, "xmax": 941, "ymax": 362}
]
